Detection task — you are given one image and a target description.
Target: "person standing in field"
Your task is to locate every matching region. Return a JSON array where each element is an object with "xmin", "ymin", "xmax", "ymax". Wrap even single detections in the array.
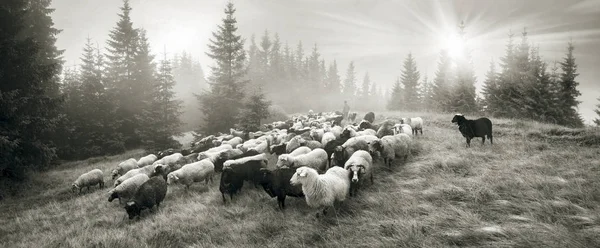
[{"xmin": 342, "ymin": 100, "xmax": 350, "ymax": 120}]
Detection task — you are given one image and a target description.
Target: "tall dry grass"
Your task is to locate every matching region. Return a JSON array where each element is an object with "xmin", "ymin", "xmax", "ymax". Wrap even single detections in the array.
[{"xmin": 1, "ymin": 112, "xmax": 599, "ymax": 248}]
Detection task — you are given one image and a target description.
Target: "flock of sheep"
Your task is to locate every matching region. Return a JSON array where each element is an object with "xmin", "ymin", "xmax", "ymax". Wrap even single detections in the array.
[{"xmin": 71, "ymin": 111, "xmax": 494, "ymax": 219}]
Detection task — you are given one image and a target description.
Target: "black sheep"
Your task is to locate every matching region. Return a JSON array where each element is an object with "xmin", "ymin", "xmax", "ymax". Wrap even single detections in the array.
[
  {"xmin": 124, "ymin": 176, "xmax": 168, "ymax": 219},
  {"xmin": 215, "ymin": 149, "xmax": 260, "ymax": 172},
  {"xmin": 270, "ymin": 143, "xmax": 287, "ymax": 155},
  {"xmin": 219, "ymin": 158, "xmax": 267, "ymax": 203},
  {"xmin": 358, "ymin": 120, "xmax": 379, "ymax": 131},
  {"xmin": 220, "ymin": 167, "xmax": 244, "ymax": 203},
  {"xmin": 451, "ymin": 114, "xmax": 493, "ymax": 147},
  {"xmin": 156, "ymin": 148, "xmax": 177, "ymax": 160},
  {"xmin": 363, "ymin": 112, "xmax": 375, "ymax": 123},
  {"xmin": 259, "ymin": 168, "xmax": 304, "ymax": 209},
  {"xmin": 323, "ymin": 139, "xmax": 346, "ymax": 167}
]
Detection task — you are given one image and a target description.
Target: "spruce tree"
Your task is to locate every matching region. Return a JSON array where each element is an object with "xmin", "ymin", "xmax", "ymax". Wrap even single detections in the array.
[
  {"xmin": 369, "ymin": 82, "xmax": 378, "ymax": 110},
  {"xmin": 343, "ymin": 61, "xmax": 357, "ymax": 100},
  {"xmin": 400, "ymin": 53, "xmax": 420, "ymax": 111},
  {"xmin": 449, "ymin": 22, "xmax": 477, "ymax": 113},
  {"xmin": 360, "ymin": 72, "xmax": 371, "ymax": 105},
  {"xmin": 0, "ymin": 0, "xmax": 63, "ymax": 179},
  {"xmin": 557, "ymin": 42, "xmax": 584, "ymax": 127},
  {"xmin": 594, "ymin": 98, "xmax": 600, "ymax": 126},
  {"xmin": 418, "ymin": 76, "xmax": 433, "ymax": 111},
  {"xmin": 237, "ymin": 88, "xmax": 272, "ymax": 132},
  {"xmin": 387, "ymin": 77, "xmax": 403, "ymax": 110},
  {"xmin": 141, "ymin": 50, "xmax": 183, "ymax": 151},
  {"xmin": 325, "ymin": 60, "xmax": 341, "ymax": 95},
  {"xmin": 431, "ymin": 51, "xmax": 452, "ymax": 112},
  {"xmin": 197, "ymin": 2, "xmax": 248, "ymax": 134},
  {"xmin": 269, "ymin": 33, "xmax": 283, "ymax": 88}
]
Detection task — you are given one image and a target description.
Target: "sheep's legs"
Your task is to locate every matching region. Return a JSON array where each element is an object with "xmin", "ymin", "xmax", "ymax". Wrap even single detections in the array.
[
  {"xmin": 481, "ymin": 137, "xmax": 486, "ymax": 145},
  {"xmin": 466, "ymin": 138, "xmax": 471, "ymax": 147},
  {"xmin": 489, "ymin": 135, "xmax": 493, "ymax": 145},
  {"xmin": 221, "ymin": 193, "xmax": 226, "ymax": 203}
]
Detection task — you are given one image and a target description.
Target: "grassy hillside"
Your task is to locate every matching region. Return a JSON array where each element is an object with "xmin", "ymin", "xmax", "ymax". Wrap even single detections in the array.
[{"xmin": 1, "ymin": 112, "xmax": 600, "ymax": 248}]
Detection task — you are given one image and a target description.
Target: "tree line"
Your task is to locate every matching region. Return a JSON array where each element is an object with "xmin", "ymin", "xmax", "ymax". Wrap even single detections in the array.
[{"xmin": 386, "ymin": 23, "xmax": 586, "ymax": 128}]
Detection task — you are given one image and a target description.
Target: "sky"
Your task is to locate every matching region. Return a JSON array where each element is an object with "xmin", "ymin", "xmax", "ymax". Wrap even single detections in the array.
[{"xmin": 51, "ymin": 0, "xmax": 600, "ymax": 124}]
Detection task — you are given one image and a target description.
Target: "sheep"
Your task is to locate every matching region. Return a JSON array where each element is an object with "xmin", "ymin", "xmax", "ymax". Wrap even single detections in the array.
[
  {"xmin": 124, "ymin": 176, "xmax": 168, "ymax": 219},
  {"xmin": 220, "ymin": 154, "xmax": 269, "ymax": 202},
  {"xmin": 330, "ymin": 135, "xmax": 378, "ymax": 167},
  {"xmin": 270, "ymin": 143, "xmax": 288, "ymax": 155},
  {"xmin": 341, "ymin": 126, "xmax": 377, "ymax": 139},
  {"xmin": 167, "ymin": 159, "xmax": 215, "ymax": 190},
  {"xmin": 230, "ymin": 128, "xmax": 247, "ymax": 139},
  {"xmin": 393, "ymin": 123, "xmax": 413, "ymax": 136},
  {"xmin": 114, "ymin": 164, "xmax": 156, "ymax": 187},
  {"xmin": 197, "ymin": 144, "xmax": 233, "ymax": 160},
  {"xmin": 348, "ymin": 112, "xmax": 358, "ymax": 122},
  {"xmin": 156, "ymin": 148, "xmax": 177, "ymax": 160},
  {"xmin": 260, "ymin": 167, "xmax": 304, "ymax": 210},
  {"xmin": 363, "ymin": 112, "xmax": 375, "ymax": 123},
  {"xmin": 330, "ymin": 125, "xmax": 343, "ymax": 139},
  {"xmin": 152, "ymin": 153, "xmax": 183, "ymax": 166},
  {"xmin": 376, "ymin": 120, "xmax": 395, "ymax": 138},
  {"xmin": 108, "ymin": 174, "xmax": 149, "ymax": 204},
  {"xmin": 277, "ymin": 148, "xmax": 328, "ymax": 173},
  {"xmin": 304, "ymin": 140, "xmax": 323, "ymax": 150},
  {"xmin": 451, "ymin": 114, "xmax": 493, "ymax": 147},
  {"xmin": 358, "ymin": 120, "xmax": 379, "ymax": 131},
  {"xmin": 343, "ymin": 150, "xmax": 373, "ymax": 197},
  {"xmin": 286, "ymin": 136, "xmax": 304, "ymax": 153},
  {"xmin": 368, "ymin": 133, "xmax": 412, "ymax": 167},
  {"xmin": 310, "ymin": 128, "xmax": 325, "ymax": 142},
  {"xmin": 275, "ymin": 146, "xmax": 312, "ymax": 168},
  {"xmin": 400, "ymin": 117, "xmax": 424, "ymax": 135},
  {"xmin": 112, "ymin": 158, "xmax": 138, "ymax": 180},
  {"xmin": 289, "ymin": 166, "xmax": 350, "ymax": 217},
  {"xmin": 213, "ymin": 149, "xmax": 247, "ymax": 172},
  {"xmin": 72, "ymin": 169, "xmax": 104, "ymax": 193},
  {"xmin": 179, "ymin": 152, "xmax": 199, "ymax": 165},
  {"xmin": 321, "ymin": 132, "xmax": 336, "ymax": 148},
  {"xmin": 137, "ymin": 154, "xmax": 157, "ymax": 168},
  {"xmin": 250, "ymin": 140, "xmax": 270, "ymax": 154}
]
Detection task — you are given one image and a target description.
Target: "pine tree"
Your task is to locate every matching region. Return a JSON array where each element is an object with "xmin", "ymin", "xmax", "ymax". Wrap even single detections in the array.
[
  {"xmin": 369, "ymin": 82, "xmax": 378, "ymax": 109},
  {"xmin": 325, "ymin": 60, "xmax": 341, "ymax": 95},
  {"xmin": 269, "ymin": 33, "xmax": 283, "ymax": 88},
  {"xmin": 594, "ymin": 97, "xmax": 600, "ymax": 126},
  {"xmin": 307, "ymin": 44, "xmax": 321, "ymax": 89},
  {"xmin": 431, "ymin": 51, "xmax": 452, "ymax": 112},
  {"xmin": 141, "ymin": 50, "xmax": 183, "ymax": 151},
  {"xmin": 400, "ymin": 53, "xmax": 420, "ymax": 111},
  {"xmin": 295, "ymin": 41, "xmax": 306, "ymax": 81},
  {"xmin": 343, "ymin": 61, "xmax": 357, "ymax": 99},
  {"xmin": 1, "ymin": 0, "xmax": 64, "ymax": 179},
  {"xmin": 418, "ymin": 76, "xmax": 433, "ymax": 111},
  {"xmin": 449, "ymin": 22, "xmax": 478, "ymax": 113},
  {"xmin": 197, "ymin": 2, "xmax": 248, "ymax": 134},
  {"xmin": 387, "ymin": 77, "xmax": 403, "ymax": 110},
  {"xmin": 557, "ymin": 42, "xmax": 584, "ymax": 127},
  {"xmin": 360, "ymin": 72, "xmax": 371, "ymax": 105},
  {"xmin": 237, "ymin": 88, "xmax": 272, "ymax": 132},
  {"xmin": 481, "ymin": 60, "xmax": 499, "ymax": 114}
]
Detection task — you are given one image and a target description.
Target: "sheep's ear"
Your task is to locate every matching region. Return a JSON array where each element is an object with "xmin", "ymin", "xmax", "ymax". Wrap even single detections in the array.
[
  {"xmin": 299, "ymin": 171, "xmax": 307, "ymax": 177},
  {"xmin": 126, "ymin": 201, "xmax": 135, "ymax": 206}
]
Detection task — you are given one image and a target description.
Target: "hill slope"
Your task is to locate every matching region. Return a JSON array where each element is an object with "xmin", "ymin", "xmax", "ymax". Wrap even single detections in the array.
[{"xmin": 1, "ymin": 112, "xmax": 600, "ymax": 248}]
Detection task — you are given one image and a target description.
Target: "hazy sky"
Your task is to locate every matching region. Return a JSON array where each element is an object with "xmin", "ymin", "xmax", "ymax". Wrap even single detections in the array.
[{"xmin": 51, "ymin": 0, "xmax": 600, "ymax": 123}]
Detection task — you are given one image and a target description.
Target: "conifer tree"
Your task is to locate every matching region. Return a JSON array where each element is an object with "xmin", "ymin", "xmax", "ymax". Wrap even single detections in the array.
[
  {"xmin": 360, "ymin": 72, "xmax": 371, "ymax": 105},
  {"xmin": 400, "ymin": 53, "xmax": 420, "ymax": 111},
  {"xmin": 369, "ymin": 82, "xmax": 378, "ymax": 109},
  {"xmin": 1, "ymin": 0, "xmax": 64, "ymax": 179},
  {"xmin": 431, "ymin": 51, "xmax": 452, "ymax": 112},
  {"xmin": 557, "ymin": 42, "xmax": 584, "ymax": 127},
  {"xmin": 343, "ymin": 61, "xmax": 357, "ymax": 99},
  {"xmin": 418, "ymin": 76, "xmax": 433, "ymax": 111},
  {"xmin": 325, "ymin": 60, "xmax": 341, "ymax": 95},
  {"xmin": 237, "ymin": 88, "xmax": 272, "ymax": 132},
  {"xmin": 197, "ymin": 2, "xmax": 248, "ymax": 134},
  {"xmin": 481, "ymin": 60, "xmax": 499, "ymax": 114},
  {"xmin": 449, "ymin": 22, "xmax": 478, "ymax": 113},
  {"xmin": 594, "ymin": 98, "xmax": 600, "ymax": 126},
  {"xmin": 387, "ymin": 77, "xmax": 403, "ymax": 110}
]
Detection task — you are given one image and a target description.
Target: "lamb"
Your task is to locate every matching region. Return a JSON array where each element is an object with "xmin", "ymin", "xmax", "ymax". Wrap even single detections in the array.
[
  {"xmin": 152, "ymin": 153, "xmax": 183, "ymax": 166},
  {"xmin": 363, "ymin": 112, "xmax": 375, "ymax": 123},
  {"xmin": 400, "ymin": 117, "xmax": 423, "ymax": 135},
  {"xmin": 112, "ymin": 158, "xmax": 138, "ymax": 180},
  {"xmin": 108, "ymin": 174, "xmax": 149, "ymax": 204},
  {"xmin": 124, "ymin": 176, "xmax": 168, "ymax": 219},
  {"xmin": 137, "ymin": 154, "xmax": 157, "ymax": 167},
  {"xmin": 368, "ymin": 133, "xmax": 412, "ymax": 167},
  {"xmin": 114, "ymin": 164, "xmax": 156, "ymax": 187},
  {"xmin": 167, "ymin": 159, "xmax": 215, "ymax": 190},
  {"xmin": 72, "ymin": 169, "xmax": 104, "ymax": 193},
  {"xmin": 393, "ymin": 123, "xmax": 413, "ymax": 136},
  {"xmin": 376, "ymin": 120, "xmax": 395, "ymax": 138},
  {"xmin": 289, "ymin": 166, "xmax": 350, "ymax": 217},
  {"xmin": 451, "ymin": 114, "xmax": 493, "ymax": 147},
  {"xmin": 277, "ymin": 148, "xmax": 328, "ymax": 173},
  {"xmin": 321, "ymin": 132, "xmax": 336, "ymax": 148},
  {"xmin": 343, "ymin": 150, "xmax": 373, "ymax": 197}
]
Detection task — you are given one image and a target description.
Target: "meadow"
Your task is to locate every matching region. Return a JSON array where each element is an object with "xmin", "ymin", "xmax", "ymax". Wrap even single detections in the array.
[{"xmin": 1, "ymin": 111, "xmax": 600, "ymax": 248}]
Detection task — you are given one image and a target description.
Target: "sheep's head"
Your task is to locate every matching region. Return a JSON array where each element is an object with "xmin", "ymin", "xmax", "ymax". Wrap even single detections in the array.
[
  {"xmin": 212, "ymin": 140, "xmax": 222, "ymax": 147},
  {"xmin": 358, "ymin": 121, "xmax": 371, "ymax": 131},
  {"xmin": 451, "ymin": 114, "xmax": 466, "ymax": 124},
  {"xmin": 152, "ymin": 165, "xmax": 166, "ymax": 178},
  {"xmin": 124, "ymin": 201, "xmax": 141, "ymax": 219},
  {"xmin": 166, "ymin": 173, "xmax": 179, "ymax": 185},
  {"xmin": 197, "ymin": 152, "xmax": 208, "ymax": 161},
  {"xmin": 111, "ymin": 170, "xmax": 119, "ymax": 180},
  {"xmin": 113, "ymin": 179, "xmax": 122, "ymax": 187},
  {"xmin": 276, "ymin": 155, "xmax": 292, "ymax": 168},
  {"xmin": 290, "ymin": 167, "xmax": 310, "ymax": 186},
  {"xmin": 71, "ymin": 183, "xmax": 80, "ymax": 193},
  {"xmin": 108, "ymin": 190, "xmax": 118, "ymax": 202},
  {"xmin": 347, "ymin": 165, "xmax": 364, "ymax": 183},
  {"xmin": 368, "ymin": 140, "xmax": 383, "ymax": 156}
]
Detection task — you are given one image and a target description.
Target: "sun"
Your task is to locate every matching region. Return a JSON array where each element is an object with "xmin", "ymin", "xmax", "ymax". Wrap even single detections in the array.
[{"xmin": 444, "ymin": 33, "xmax": 465, "ymax": 60}]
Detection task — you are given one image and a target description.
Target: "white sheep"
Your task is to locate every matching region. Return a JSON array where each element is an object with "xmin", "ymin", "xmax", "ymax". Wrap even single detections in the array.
[
  {"xmin": 305, "ymin": 140, "xmax": 323, "ymax": 150},
  {"xmin": 223, "ymin": 137, "xmax": 243, "ymax": 148},
  {"xmin": 167, "ymin": 159, "xmax": 215, "ymax": 189},
  {"xmin": 112, "ymin": 158, "xmax": 138, "ymax": 180},
  {"xmin": 289, "ymin": 166, "xmax": 350, "ymax": 217},
  {"xmin": 108, "ymin": 174, "xmax": 149, "ymax": 204},
  {"xmin": 330, "ymin": 135, "xmax": 378, "ymax": 167},
  {"xmin": 368, "ymin": 133, "xmax": 412, "ymax": 167},
  {"xmin": 277, "ymin": 148, "xmax": 328, "ymax": 173},
  {"xmin": 114, "ymin": 164, "xmax": 156, "ymax": 187},
  {"xmin": 152, "ymin": 153, "xmax": 184, "ymax": 166},
  {"xmin": 310, "ymin": 128, "xmax": 325, "ymax": 142},
  {"xmin": 330, "ymin": 126, "xmax": 343, "ymax": 139},
  {"xmin": 401, "ymin": 117, "xmax": 423, "ymax": 136},
  {"xmin": 275, "ymin": 146, "xmax": 312, "ymax": 167},
  {"xmin": 286, "ymin": 136, "xmax": 304, "ymax": 153},
  {"xmin": 250, "ymin": 140, "xmax": 270, "ymax": 154},
  {"xmin": 393, "ymin": 123, "xmax": 413, "ymax": 136},
  {"xmin": 343, "ymin": 150, "xmax": 373, "ymax": 196},
  {"xmin": 72, "ymin": 169, "xmax": 104, "ymax": 193},
  {"xmin": 321, "ymin": 132, "xmax": 336, "ymax": 147},
  {"xmin": 137, "ymin": 154, "xmax": 157, "ymax": 167},
  {"xmin": 197, "ymin": 145, "xmax": 232, "ymax": 161},
  {"xmin": 223, "ymin": 153, "xmax": 269, "ymax": 168}
]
